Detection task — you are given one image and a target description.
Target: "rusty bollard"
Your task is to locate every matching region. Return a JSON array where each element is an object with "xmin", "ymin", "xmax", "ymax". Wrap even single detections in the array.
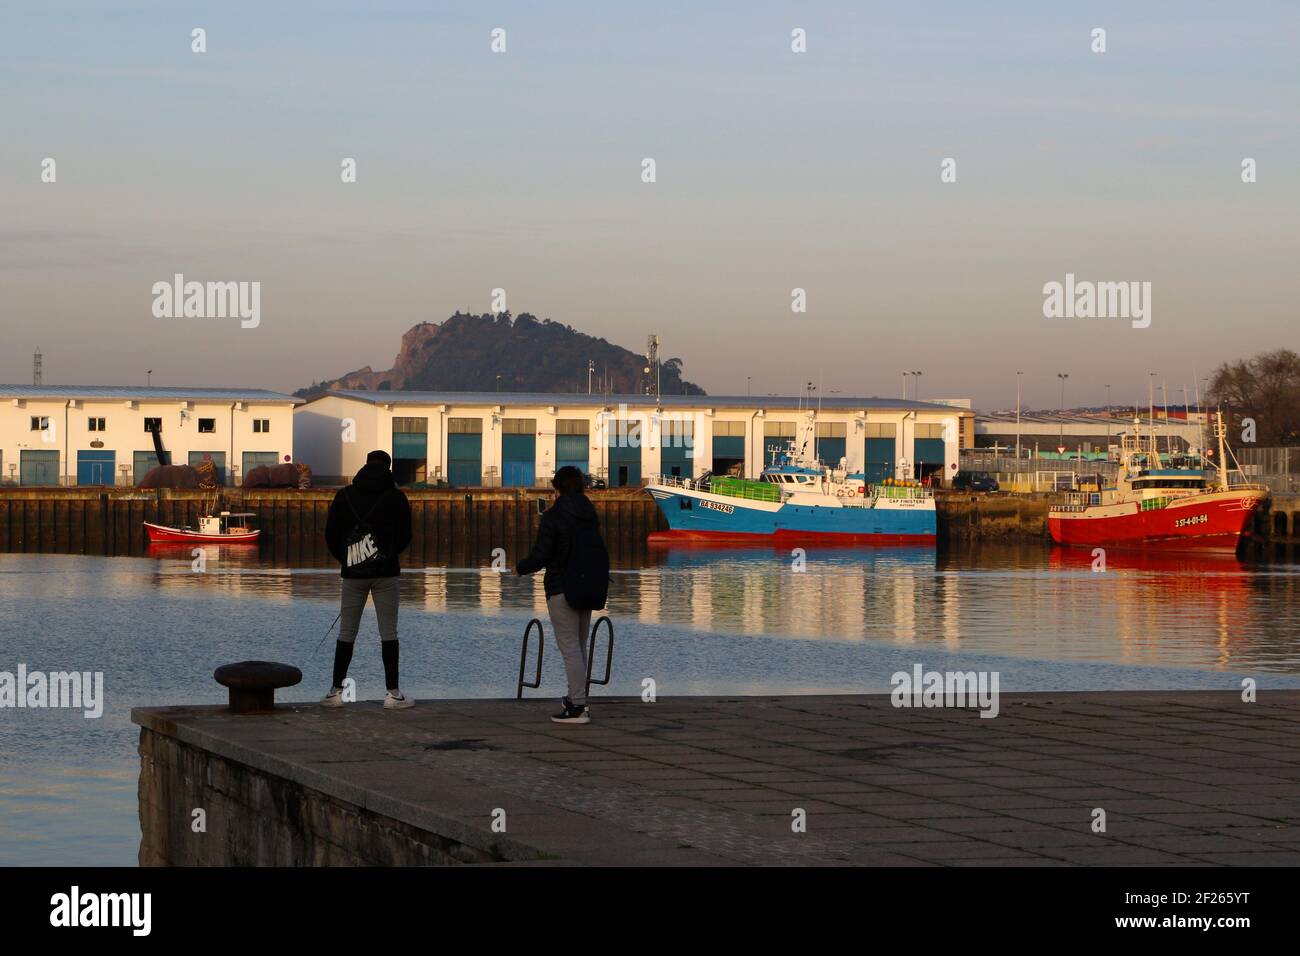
[{"xmin": 213, "ymin": 661, "xmax": 302, "ymax": 713}]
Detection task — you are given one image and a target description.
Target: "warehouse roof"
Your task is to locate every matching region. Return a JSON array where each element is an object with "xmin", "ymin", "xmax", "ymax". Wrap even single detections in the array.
[
  {"xmin": 321, "ymin": 390, "xmax": 963, "ymax": 413},
  {"xmin": 0, "ymin": 385, "xmax": 302, "ymax": 403}
]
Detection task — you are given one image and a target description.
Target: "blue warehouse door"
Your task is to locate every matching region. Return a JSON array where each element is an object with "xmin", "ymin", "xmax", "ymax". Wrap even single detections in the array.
[
  {"xmin": 608, "ymin": 421, "xmax": 641, "ymax": 487},
  {"xmin": 21, "ymin": 450, "xmax": 60, "ymax": 486},
  {"xmin": 134, "ymin": 449, "xmax": 171, "ymax": 483},
  {"xmin": 241, "ymin": 451, "xmax": 279, "ymax": 483},
  {"xmin": 448, "ymin": 433, "xmax": 482, "ymax": 487},
  {"xmin": 555, "ymin": 433, "xmax": 589, "ymax": 474},
  {"xmin": 864, "ymin": 437, "xmax": 894, "ymax": 483},
  {"xmin": 914, "ymin": 438, "xmax": 945, "ymax": 481},
  {"xmin": 392, "ymin": 431, "xmax": 428, "ymax": 486},
  {"xmin": 77, "ymin": 450, "xmax": 115, "ymax": 485},
  {"xmin": 712, "ymin": 435, "xmax": 745, "ymax": 477},
  {"xmin": 502, "ymin": 433, "xmax": 536, "ymax": 487},
  {"xmin": 816, "ymin": 437, "xmax": 846, "ymax": 467}
]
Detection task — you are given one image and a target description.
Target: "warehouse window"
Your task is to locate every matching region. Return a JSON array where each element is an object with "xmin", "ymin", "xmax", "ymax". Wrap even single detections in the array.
[
  {"xmin": 253, "ymin": 419, "xmax": 270, "ymax": 433},
  {"xmin": 30, "ymin": 416, "xmax": 49, "ymax": 431},
  {"xmin": 916, "ymin": 423, "xmax": 945, "ymax": 439},
  {"xmin": 815, "ymin": 422, "xmax": 847, "ymax": 438},
  {"xmin": 198, "ymin": 418, "xmax": 215, "ymax": 433},
  {"xmin": 864, "ymin": 423, "xmax": 896, "ymax": 438},
  {"xmin": 144, "ymin": 417, "xmax": 162, "ymax": 433},
  {"xmin": 88, "ymin": 417, "xmax": 106, "ymax": 431}
]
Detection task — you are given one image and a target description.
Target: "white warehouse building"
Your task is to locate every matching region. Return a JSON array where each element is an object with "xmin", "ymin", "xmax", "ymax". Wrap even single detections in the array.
[
  {"xmin": 0, "ymin": 386, "xmax": 302, "ymax": 486},
  {"xmin": 294, "ymin": 390, "xmax": 975, "ymax": 488}
]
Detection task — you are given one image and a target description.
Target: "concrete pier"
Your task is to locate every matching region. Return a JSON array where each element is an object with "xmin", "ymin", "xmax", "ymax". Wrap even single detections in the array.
[{"xmin": 133, "ymin": 691, "xmax": 1300, "ymax": 866}]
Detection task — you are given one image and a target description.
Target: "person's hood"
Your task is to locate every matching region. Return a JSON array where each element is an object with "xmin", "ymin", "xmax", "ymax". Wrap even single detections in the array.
[
  {"xmin": 351, "ymin": 462, "xmax": 397, "ymax": 493},
  {"xmin": 556, "ymin": 491, "xmax": 597, "ymax": 522}
]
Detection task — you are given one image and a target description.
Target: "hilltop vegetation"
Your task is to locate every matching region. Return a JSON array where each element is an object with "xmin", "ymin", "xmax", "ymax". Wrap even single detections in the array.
[{"xmin": 297, "ymin": 312, "xmax": 704, "ymax": 399}]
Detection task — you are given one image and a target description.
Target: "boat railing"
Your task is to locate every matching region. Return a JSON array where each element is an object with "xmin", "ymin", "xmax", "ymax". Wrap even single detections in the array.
[
  {"xmin": 868, "ymin": 483, "xmax": 933, "ymax": 501},
  {"xmin": 650, "ymin": 473, "xmax": 703, "ymax": 491}
]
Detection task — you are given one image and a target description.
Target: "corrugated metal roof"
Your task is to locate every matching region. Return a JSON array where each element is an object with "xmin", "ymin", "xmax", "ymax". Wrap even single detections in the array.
[
  {"xmin": 0, "ymin": 385, "xmax": 302, "ymax": 403},
  {"xmin": 319, "ymin": 389, "xmax": 961, "ymax": 412}
]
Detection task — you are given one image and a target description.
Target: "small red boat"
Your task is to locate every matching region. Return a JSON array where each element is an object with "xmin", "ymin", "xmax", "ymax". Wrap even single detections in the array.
[
  {"xmin": 145, "ymin": 512, "xmax": 260, "ymax": 544},
  {"xmin": 1048, "ymin": 412, "xmax": 1267, "ymax": 553}
]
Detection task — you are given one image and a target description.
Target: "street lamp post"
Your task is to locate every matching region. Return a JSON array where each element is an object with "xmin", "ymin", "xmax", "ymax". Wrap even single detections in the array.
[
  {"xmin": 1148, "ymin": 372, "xmax": 1158, "ymax": 451},
  {"xmin": 912, "ymin": 371, "xmax": 922, "ymax": 402},
  {"xmin": 1105, "ymin": 384, "xmax": 1112, "ymax": 451},
  {"xmin": 1057, "ymin": 373, "xmax": 1068, "ymax": 451},
  {"xmin": 1015, "ymin": 371, "xmax": 1023, "ymax": 462}
]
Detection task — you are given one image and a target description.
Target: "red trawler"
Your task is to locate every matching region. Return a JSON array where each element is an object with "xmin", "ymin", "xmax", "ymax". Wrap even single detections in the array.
[
  {"xmin": 1048, "ymin": 412, "xmax": 1267, "ymax": 553},
  {"xmin": 144, "ymin": 512, "xmax": 260, "ymax": 544}
]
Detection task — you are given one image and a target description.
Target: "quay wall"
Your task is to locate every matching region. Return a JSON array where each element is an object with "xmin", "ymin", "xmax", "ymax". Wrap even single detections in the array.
[
  {"xmin": 137, "ymin": 724, "xmax": 522, "ymax": 866},
  {"xmin": 3, "ymin": 488, "xmax": 1298, "ymax": 557}
]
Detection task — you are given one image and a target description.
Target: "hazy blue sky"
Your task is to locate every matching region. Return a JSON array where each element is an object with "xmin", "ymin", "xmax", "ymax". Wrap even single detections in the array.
[{"xmin": 2, "ymin": 1, "xmax": 1297, "ymax": 409}]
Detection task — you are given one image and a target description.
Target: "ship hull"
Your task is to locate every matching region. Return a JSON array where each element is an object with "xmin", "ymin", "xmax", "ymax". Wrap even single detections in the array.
[
  {"xmin": 144, "ymin": 521, "xmax": 260, "ymax": 544},
  {"xmin": 1048, "ymin": 490, "xmax": 1262, "ymax": 552},
  {"xmin": 647, "ymin": 485, "xmax": 936, "ymax": 544}
]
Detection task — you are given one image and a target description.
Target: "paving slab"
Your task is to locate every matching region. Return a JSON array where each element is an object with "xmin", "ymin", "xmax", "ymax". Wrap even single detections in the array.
[{"xmin": 132, "ymin": 690, "xmax": 1300, "ymax": 866}]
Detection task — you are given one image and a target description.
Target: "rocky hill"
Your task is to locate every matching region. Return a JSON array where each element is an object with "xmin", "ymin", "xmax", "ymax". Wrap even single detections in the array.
[{"xmin": 297, "ymin": 312, "xmax": 705, "ymax": 399}]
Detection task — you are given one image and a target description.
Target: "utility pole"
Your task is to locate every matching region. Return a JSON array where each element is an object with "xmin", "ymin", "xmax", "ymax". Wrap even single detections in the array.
[
  {"xmin": 587, "ymin": 360, "xmax": 594, "ymax": 395},
  {"xmin": 1148, "ymin": 372, "xmax": 1158, "ymax": 456},
  {"xmin": 901, "ymin": 371, "xmax": 907, "ymax": 401},
  {"xmin": 1015, "ymin": 371, "xmax": 1023, "ymax": 461},
  {"xmin": 1105, "ymin": 384, "xmax": 1112, "ymax": 451},
  {"xmin": 1057, "ymin": 372, "xmax": 1068, "ymax": 451},
  {"xmin": 911, "ymin": 371, "xmax": 922, "ymax": 402}
]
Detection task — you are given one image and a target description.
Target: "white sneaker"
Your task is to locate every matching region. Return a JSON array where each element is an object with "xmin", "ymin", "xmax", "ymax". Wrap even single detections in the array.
[
  {"xmin": 384, "ymin": 690, "xmax": 415, "ymax": 710},
  {"xmin": 321, "ymin": 687, "xmax": 345, "ymax": 708}
]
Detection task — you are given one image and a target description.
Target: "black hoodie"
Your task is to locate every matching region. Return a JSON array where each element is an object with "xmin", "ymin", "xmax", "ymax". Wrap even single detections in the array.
[
  {"xmin": 516, "ymin": 491, "xmax": 602, "ymax": 598},
  {"xmin": 325, "ymin": 462, "xmax": 413, "ymax": 578}
]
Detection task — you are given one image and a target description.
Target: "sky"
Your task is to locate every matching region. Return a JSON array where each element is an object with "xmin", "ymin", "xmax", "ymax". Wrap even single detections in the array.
[{"xmin": 1, "ymin": 1, "xmax": 1297, "ymax": 410}]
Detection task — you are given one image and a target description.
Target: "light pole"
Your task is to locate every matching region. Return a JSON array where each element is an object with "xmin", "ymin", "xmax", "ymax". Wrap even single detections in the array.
[
  {"xmin": 1105, "ymin": 384, "xmax": 1112, "ymax": 451},
  {"xmin": 1015, "ymin": 371, "xmax": 1023, "ymax": 461},
  {"xmin": 911, "ymin": 371, "xmax": 922, "ymax": 402},
  {"xmin": 1057, "ymin": 373, "xmax": 1069, "ymax": 452},
  {"xmin": 1148, "ymin": 372, "xmax": 1158, "ymax": 448},
  {"xmin": 747, "ymin": 376, "xmax": 751, "ymax": 397},
  {"xmin": 587, "ymin": 360, "xmax": 594, "ymax": 395},
  {"xmin": 901, "ymin": 371, "xmax": 907, "ymax": 401}
]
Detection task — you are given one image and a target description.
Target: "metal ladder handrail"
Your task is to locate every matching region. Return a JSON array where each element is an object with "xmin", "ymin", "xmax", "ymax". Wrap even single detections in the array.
[
  {"xmin": 516, "ymin": 618, "xmax": 545, "ymax": 699},
  {"xmin": 585, "ymin": 615, "xmax": 614, "ymax": 695}
]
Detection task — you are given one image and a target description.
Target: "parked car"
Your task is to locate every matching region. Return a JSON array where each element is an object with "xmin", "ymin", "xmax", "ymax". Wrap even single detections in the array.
[
  {"xmin": 952, "ymin": 470, "xmax": 999, "ymax": 492},
  {"xmin": 584, "ymin": 473, "xmax": 607, "ymax": 490}
]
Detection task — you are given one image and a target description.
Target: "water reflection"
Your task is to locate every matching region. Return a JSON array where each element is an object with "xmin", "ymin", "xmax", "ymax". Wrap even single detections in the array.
[{"xmin": 128, "ymin": 540, "xmax": 1300, "ymax": 674}]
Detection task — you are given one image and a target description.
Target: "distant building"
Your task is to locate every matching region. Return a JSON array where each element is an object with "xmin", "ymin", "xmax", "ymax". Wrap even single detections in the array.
[
  {"xmin": 973, "ymin": 411, "xmax": 1206, "ymax": 458},
  {"xmin": 295, "ymin": 391, "xmax": 975, "ymax": 487},
  {"xmin": 0, "ymin": 386, "xmax": 301, "ymax": 486}
]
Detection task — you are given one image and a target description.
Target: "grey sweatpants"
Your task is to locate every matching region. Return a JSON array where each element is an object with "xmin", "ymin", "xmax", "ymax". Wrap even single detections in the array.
[
  {"xmin": 339, "ymin": 576, "xmax": 399, "ymax": 643},
  {"xmin": 546, "ymin": 594, "xmax": 591, "ymax": 706}
]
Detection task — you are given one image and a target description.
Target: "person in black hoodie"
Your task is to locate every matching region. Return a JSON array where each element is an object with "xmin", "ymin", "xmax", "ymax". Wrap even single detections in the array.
[
  {"xmin": 320, "ymin": 450, "xmax": 415, "ymax": 710},
  {"xmin": 515, "ymin": 465, "xmax": 605, "ymax": 724}
]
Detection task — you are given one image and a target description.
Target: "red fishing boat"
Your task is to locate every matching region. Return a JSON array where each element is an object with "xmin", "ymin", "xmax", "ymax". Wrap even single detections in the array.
[
  {"xmin": 144, "ymin": 512, "xmax": 260, "ymax": 544},
  {"xmin": 1048, "ymin": 412, "xmax": 1266, "ymax": 553}
]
